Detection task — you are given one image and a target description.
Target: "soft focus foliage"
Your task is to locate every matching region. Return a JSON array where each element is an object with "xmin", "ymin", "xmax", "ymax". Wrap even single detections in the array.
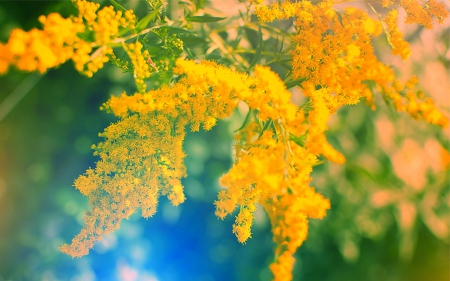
[{"xmin": 0, "ymin": 0, "xmax": 449, "ymax": 281}]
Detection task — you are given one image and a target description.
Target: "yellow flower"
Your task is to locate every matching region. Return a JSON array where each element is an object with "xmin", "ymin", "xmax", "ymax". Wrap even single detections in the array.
[
  {"xmin": 385, "ymin": 10, "xmax": 411, "ymax": 60},
  {"xmin": 400, "ymin": 0, "xmax": 449, "ymax": 28},
  {"xmin": 1, "ymin": 0, "xmax": 136, "ymax": 76},
  {"xmin": 123, "ymin": 42, "xmax": 152, "ymax": 93}
]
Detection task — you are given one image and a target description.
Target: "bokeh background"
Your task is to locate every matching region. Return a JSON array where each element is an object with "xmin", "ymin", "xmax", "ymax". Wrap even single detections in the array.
[{"xmin": 0, "ymin": 1, "xmax": 449, "ymax": 280}]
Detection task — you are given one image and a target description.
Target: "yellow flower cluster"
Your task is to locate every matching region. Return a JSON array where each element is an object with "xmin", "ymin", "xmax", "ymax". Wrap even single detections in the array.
[
  {"xmin": 61, "ymin": 59, "xmax": 334, "ymax": 273},
  {"xmin": 61, "ymin": 111, "xmax": 187, "ymax": 257},
  {"xmin": 105, "ymin": 59, "xmax": 247, "ymax": 130},
  {"xmin": 381, "ymin": 76, "xmax": 449, "ymax": 127},
  {"xmin": 254, "ymin": 0, "xmax": 448, "ymax": 130},
  {"xmin": 88, "ymin": 5, "xmax": 136, "ymax": 45},
  {"xmin": 217, "ymin": 124, "xmax": 330, "ymax": 281},
  {"xmin": 252, "ymin": 1, "xmax": 448, "ymax": 279},
  {"xmin": 398, "ymin": 0, "xmax": 449, "ymax": 29},
  {"xmin": 123, "ymin": 42, "xmax": 152, "ymax": 93},
  {"xmin": 0, "ymin": 0, "xmax": 137, "ymax": 77},
  {"xmin": 306, "ymin": 89, "xmax": 346, "ymax": 164},
  {"xmin": 384, "ymin": 10, "xmax": 411, "ymax": 60},
  {"xmin": 257, "ymin": 1, "xmax": 394, "ymax": 113},
  {"xmin": 61, "ymin": 59, "xmax": 245, "ymax": 257},
  {"xmin": 0, "ymin": 13, "xmax": 84, "ymax": 73},
  {"xmin": 210, "ymin": 65, "xmax": 332, "ymax": 281},
  {"xmin": 71, "ymin": 0, "xmax": 137, "ymax": 77}
]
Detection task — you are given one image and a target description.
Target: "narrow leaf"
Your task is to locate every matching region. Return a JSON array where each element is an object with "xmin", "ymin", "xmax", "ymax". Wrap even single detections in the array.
[
  {"xmin": 183, "ymin": 47, "xmax": 196, "ymax": 59},
  {"xmin": 110, "ymin": 0, "xmax": 126, "ymax": 12},
  {"xmin": 244, "ymin": 27, "xmax": 258, "ymax": 49},
  {"xmin": 258, "ymin": 119, "xmax": 273, "ymax": 138},
  {"xmin": 118, "ymin": 27, "xmax": 131, "ymax": 37},
  {"xmin": 195, "ymin": 0, "xmax": 206, "ymax": 10},
  {"xmin": 185, "ymin": 15, "xmax": 226, "ymax": 22},
  {"xmin": 248, "ymin": 26, "xmax": 263, "ymax": 69},
  {"xmin": 156, "ymin": 26, "xmax": 195, "ymax": 35},
  {"xmin": 179, "ymin": 35, "xmax": 208, "ymax": 48},
  {"xmin": 76, "ymin": 31, "xmax": 95, "ymax": 43},
  {"xmin": 234, "ymin": 109, "xmax": 253, "ymax": 132},
  {"xmin": 335, "ymin": 11, "xmax": 345, "ymax": 28},
  {"xmin": 312, "ymin": 161, "xmax": 324, "ymax": 167},
  {"xmin": 135, "ymin": 8, "xmax": 160, "ymax": 33},
  {"xmin": 284, "ymin": 77, "xmax": 306, "ymax": 89},
  {"xmin": 289, "ymin": 133, "xmax": 306, "ymax": 146}
]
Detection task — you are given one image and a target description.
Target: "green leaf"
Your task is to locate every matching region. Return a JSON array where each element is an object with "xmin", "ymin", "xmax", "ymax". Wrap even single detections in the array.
[
  {"xmin": 194, "ymin": 0, "xmax": 206, "ymax": 10},
  {"xmin": 156, "ymin": 26, "xmax": 195, "ymax": 35},
  {"xmin": 312, "ymin": 160, "xmax": 324, "ymax": 167},
  {"xmin": 185, "ymin": 15, "xmax": 226, "ymax": 23},
  {"xmin": 258, "ymin": 119, "xmax": 274, "ymax": 138},
  {"xmin": 183, "ymin": 47, "xmax": 196, "ymax": 59},
  {"xmin": 146, "ymin": 45, "xmax": 164, "ymax": 56},
  {"xmin": 179, "ymin": 35, "xmax": 208, "ymax": 48},
  {"xmin": 158, "ymin": 70, "xmax": 174, "ymax": 84},
  {"xmin": 76, "ymin": 31, "xmax": 95, "ymax": 43},
  {"xmin": 299, "ymin": 100, "xmax": 313, "ymax": 110},
  {"xmin": 335, "ymin": 11, "xmax": 345, "ymax": 28},
  {"xmin": 244, "ymin": 26, "xmax": 258, "ymax": 49},
  {"xmin": 234, "ymin": 109, "xmax": 253, "ymax": 132},
  {"xmin": 118, "ymin": 27, "xmax": 131, "ymax": 37},
  {"xmin": 284, "ymin": 77, "xmax": 306, "ymax": 89},
  {"xmin": 135, "ymin": 8, "xmax": 160, "ymax": 33},
  {"xmin": 289, "ymin": 133, "xmax": 306, "ymax": 146},
  {"xmin": 248, "ymin": 26, "xmax": 263, "ymax": 69},
  {"xmin": 110, "ymin": 0, "xmax": 126, "ymax": 12}
]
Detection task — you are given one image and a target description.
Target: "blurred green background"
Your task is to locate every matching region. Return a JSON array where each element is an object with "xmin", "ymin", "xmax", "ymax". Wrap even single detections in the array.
[{"xmin": 0, "ymin": 1, "xmax": 449, "ymax": 281}]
